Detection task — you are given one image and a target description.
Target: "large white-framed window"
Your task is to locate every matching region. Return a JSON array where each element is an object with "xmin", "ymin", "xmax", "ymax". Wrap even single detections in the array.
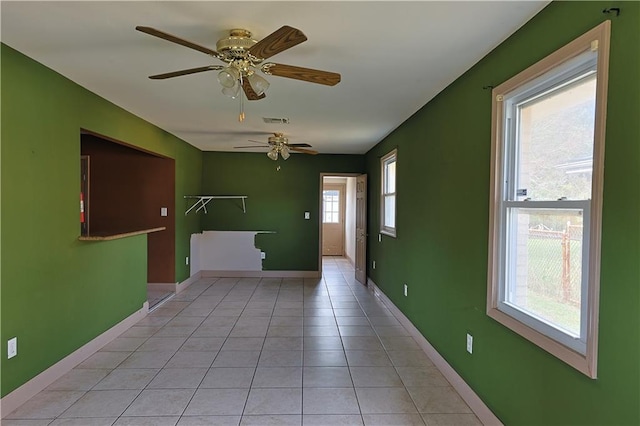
[
  {"xmin": 381, "ymin": 149, "xmax": 397, "ymax": 237},
  {"xmin": 487, "ymin": 21, "xmax": 610, "ymax": 378}
]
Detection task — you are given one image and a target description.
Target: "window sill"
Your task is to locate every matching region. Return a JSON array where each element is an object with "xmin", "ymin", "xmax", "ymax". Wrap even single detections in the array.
[
  {"xmin": 380, "ymin": 229, "xmax": 396, "ymax": 238},
  {"xmin": 487, "ymin": 307, "xmax": 596, "ymax": 378}
]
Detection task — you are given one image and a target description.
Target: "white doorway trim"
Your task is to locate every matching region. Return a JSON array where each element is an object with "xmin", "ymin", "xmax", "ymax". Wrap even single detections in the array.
[
  {"xmin": 322, "ymin": 182, "xmax": 347, "ymax": 256},
  {"xmin": 318, "ymin": 173, "xmax": 361, "ymax": 277}
]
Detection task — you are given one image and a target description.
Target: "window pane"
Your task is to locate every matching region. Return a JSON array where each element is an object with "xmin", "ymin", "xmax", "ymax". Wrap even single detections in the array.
[
  {"xmin": 384, "ymin": 195, "xmax": 395, "ymax": 228},
  {"xmin": 385, "ymin": 160, "xmax": 396, "ymax": 193},
  {"xmin": 516, "ymin": 74, "xmax": 596, "ymax": 201},
  {"xmin": 506, "ymin": 208, "xmax": 583, "ymax": 335},
  {"xmin": 323, "ymin": 190, "xmax": 340, "ymax": 223},
  {"xmin": 381, "ymin": 150, "xmax": 397, "ymax": 235}
]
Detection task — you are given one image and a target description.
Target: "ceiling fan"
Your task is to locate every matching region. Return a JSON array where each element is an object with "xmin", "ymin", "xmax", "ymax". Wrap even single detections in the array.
[
  {"xmin": 235, "ymin": 132, "xmax": 318, "ymax": 160},
  {"xmin": 136, "ymin": 25, "xmax": 341, "ymax": 121}
]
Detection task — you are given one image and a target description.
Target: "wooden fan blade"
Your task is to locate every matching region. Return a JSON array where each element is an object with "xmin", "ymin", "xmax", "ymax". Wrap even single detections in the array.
[
  {"xmin": 262, "ymin": 63, "xmax": 341, "ymax": 86},
  {"xmin": 234, "ymin": 146, "xmax": 267, "ymax": 149},
  {"xmin": 149, "ymin": 65, "xmax": 222, "ymax": 80},
  {"xmin": 287, "ymin": 143, "xmax": 312, "ymax": 148},
  {"xmin": 290, "ymin": 146, "xmax": 318, "ymax": 155},
  {"xmin": 248, "ymin": 26, "xmax": 307, "ymax": 60},
  {"xmin": 136, "ymin": 26, "xmax": 220, "ymax": 57},
  {"xmin": 247, "ymin": 140, "xmax": 269, "ymax": 145},
  {"xmin": 242, "ymin": 79, "xmax": 266, "ymax": 101}
]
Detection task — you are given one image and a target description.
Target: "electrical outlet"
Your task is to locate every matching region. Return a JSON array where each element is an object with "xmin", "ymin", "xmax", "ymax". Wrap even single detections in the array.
[
  {"xmin": 261, "ymin": 252, "xmax": 266, "ymax": 259},
  {"xmin": 185, "ymin": 256, "xmax": 189, "ymax": 265},
  {"xmin": 160, "ymin": 207, "xmax": 168, "ymax": 217},
  {"xmin": 466, "ymin": 333, "xmax": 473, "ymax": 354},
  {"xmin": 378, "ymin": 234, "xmax": 382, "ymax": 242},
  {"xmin": 403, "ymin": 284, "xmax": 408, "ymax": 297},
  {"xmin": 304, "ymin": 212, "xmax": 310, "ymax": 220},
  {"xmin": 8, "ymin": 337, "xmax": 17, "ymax": 359},
  {"xmin": 372, "ymin": 260, "xmax": 376, "ymax": 269}
]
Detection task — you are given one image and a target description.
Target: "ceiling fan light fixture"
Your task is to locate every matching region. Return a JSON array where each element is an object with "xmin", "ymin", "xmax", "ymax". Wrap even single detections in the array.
[
  {"xmin": 217, "ymin": 67, "xmax": 240, "ymax": 88},
  {"xmin": 235, "ymin": 133, "xmax": 316, "ymax": 158},
  {"xmin": 247, "ymin": 73, "xmax": 270, "ymax": 96},
  {"xmin": 221, "ymin": 83, "xmax": 241, "ymax": 99},
  {"xmin": 280, "ymin": 145, "xmax": 290, "ymax": 160},
  {"xmin": 267, "ymin": 149, "xmax": 279, "ymax": 161}
]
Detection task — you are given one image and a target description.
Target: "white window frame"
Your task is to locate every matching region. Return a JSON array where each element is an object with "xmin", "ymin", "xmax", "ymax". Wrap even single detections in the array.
[
  {"xmin": 323, "ymin": 189, "xmax": 340, "ymax": 224},
  {"xmin": 487, "ymin": 21, "xmax": 610, "ymax": 378},
  {"xmin": 380, "ymin": 149, "xmax": 397, "ymax": 237}
]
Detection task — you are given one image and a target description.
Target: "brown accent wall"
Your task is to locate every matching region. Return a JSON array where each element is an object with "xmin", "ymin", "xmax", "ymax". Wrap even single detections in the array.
[{"xmin": 81, "ymin": 133, "xmax": 175, "ymax": 282}]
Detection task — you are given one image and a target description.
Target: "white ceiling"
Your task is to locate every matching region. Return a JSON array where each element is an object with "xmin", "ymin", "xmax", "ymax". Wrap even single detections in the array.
[{"xmin": 1, "ymin": 1, "xmax": 549, "ymax": 154}]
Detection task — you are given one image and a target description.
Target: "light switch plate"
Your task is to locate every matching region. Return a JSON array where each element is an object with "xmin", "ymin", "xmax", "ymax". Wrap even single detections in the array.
[
  {"xmin": 8, "ymin": 337, "xmax": 17, "ymax": 359},
  {"xmin": 161, "ymin": 207, "xmax": 168, "ymax": 217},
  {"xmin": 304, "ymin": 212, "xmax": 310, "ymax": 220}
]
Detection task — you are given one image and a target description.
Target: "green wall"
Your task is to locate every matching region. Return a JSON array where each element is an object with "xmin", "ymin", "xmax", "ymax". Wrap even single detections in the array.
[
  {"xmin": 365, "ymin": 2, "xmax": 639, "ymax": 425},
  {"xmin": 200, "ymin": 152, "xmax": 365, "ymax": 271},
  {"xmin": 0, "ymin": 45, "xmax": 202, "ymax": 397}
]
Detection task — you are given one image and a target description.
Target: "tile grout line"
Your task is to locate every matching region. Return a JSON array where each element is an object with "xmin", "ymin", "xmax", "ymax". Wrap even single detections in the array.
[
  {"xmin": 173, "ymin": 278, "xmax": 221, "ymax": 424},
  {"xmin": 239, "ymin": 276, "xmax": 282, "ymax": 420},
  {"xmin": 119, "ymin": 278, "xmax": 218, "ymax": 423},
  {"xmin": 332, "ymin": 267, "xmax": 367, "ymax": 425}
]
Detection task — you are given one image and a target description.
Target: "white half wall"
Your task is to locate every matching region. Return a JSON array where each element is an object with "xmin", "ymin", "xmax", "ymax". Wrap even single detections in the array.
[{"xmin": 191, "ymin": 231, "xmax": 267, "ymax": 273}]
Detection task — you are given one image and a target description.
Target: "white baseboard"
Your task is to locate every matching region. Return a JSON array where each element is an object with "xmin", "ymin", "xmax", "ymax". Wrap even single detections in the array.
[
  {"xmin": 176, "ymin": 270, "xmax": 202, "ymax": 294},
  {"xmin": 368, "ymin": 279, "xmax": 503, "ymax": 426},
  {"xmin": 0, "ymin": 301, "xmax": 149, "ymax": 418},
  {"xmin": 201, "ymin": 270, "xmax": 321, "ymax": 278}
]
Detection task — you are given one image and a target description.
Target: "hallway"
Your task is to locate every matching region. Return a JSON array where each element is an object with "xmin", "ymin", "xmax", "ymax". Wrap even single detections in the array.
[{"xmin": 5, "ymin": 258, "xmax": 481, "ymax": 425}]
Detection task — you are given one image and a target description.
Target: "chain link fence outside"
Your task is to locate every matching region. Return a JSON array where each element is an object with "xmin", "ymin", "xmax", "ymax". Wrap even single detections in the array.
[{"xmin": 527, "ymin": 223, "xmax": 583, "ymax": 307}]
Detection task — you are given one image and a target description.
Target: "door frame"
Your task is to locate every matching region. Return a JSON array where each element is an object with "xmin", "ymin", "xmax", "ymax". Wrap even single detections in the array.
[
  {"xmin": 318, "ymin": 173, "xmax": 363, "ymax": 276},
  {"xmin": 322, "ymin": 182, "xmax": 347, "ymax": 256},
  {"xmin": 355, "ymin": 174, "xmax": 367, "ymax": 285}
]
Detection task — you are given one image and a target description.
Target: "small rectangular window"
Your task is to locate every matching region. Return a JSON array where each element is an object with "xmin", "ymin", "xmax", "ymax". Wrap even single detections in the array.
[
  {"xmin": 381, "ymin": 149, "xmax": 397, "ymax": 237},
  {"xmin": 323, "ymin": 189, "xmax": 340, "ymax": 223},
  {"xmin": 487, "ymin": 22, "xmax": 610, "ymax": 378}
]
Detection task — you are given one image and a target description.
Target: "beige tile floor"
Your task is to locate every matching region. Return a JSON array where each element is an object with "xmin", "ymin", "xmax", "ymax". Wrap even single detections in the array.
[
  {"xmin": 147, "ymin": 288, "xmax": 174, "ymax": 309},
  {"xmin": 4, "ymin": 257, "xmax": 482, "ymax": 426}
]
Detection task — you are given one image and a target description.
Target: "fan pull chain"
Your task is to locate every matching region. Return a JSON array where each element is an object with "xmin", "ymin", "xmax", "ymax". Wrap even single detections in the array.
[{"xmin": 238, "ymin": 75, "xmax": 245, "ymax": 122}]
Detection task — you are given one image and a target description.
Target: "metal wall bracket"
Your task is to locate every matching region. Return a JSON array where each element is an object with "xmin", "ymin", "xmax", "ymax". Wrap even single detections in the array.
[
  {"xmin": 602, "ymin": 8, "xmax": 620, "ymax": 16},
  {"xmin": 184, "ymin": 196, "xmax": 247, "ymax": 215}
]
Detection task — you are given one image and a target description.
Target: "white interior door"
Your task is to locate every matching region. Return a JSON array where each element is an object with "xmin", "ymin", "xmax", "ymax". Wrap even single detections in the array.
[
  {"xmin": 355, "ymin": 174, "xmax": 367, "ymax": 284},
  {"xmin": 322, "ymin": 183, "xmax": 345, "ymax": 256}
]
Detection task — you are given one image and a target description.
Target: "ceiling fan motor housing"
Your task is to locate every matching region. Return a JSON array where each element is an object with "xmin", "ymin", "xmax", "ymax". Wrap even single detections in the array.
[
  {"xmin": 268, "ymin": 133, "xmax": 288, "ymax": 146},
  {"xmin": 216, "ymin": 29, "xmax": 258, "ymax": 62}
]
